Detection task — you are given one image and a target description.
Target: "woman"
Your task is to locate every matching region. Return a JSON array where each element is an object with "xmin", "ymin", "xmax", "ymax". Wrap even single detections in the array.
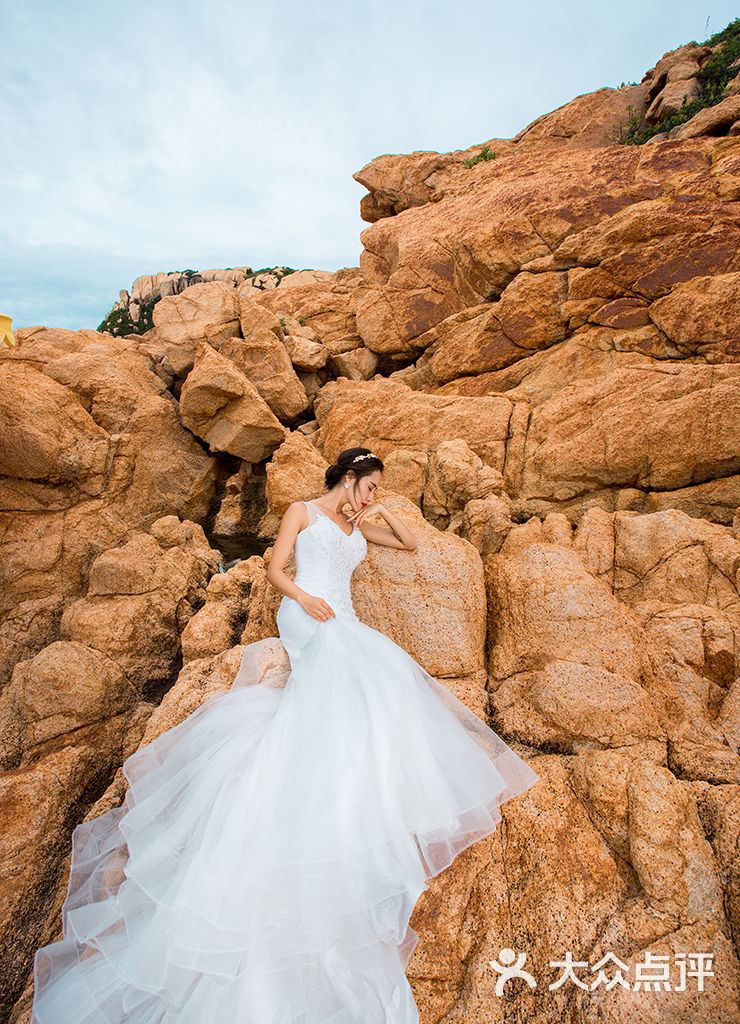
[{"xmin": 30, "ymin": 446, "xmax": 539, "ymax": 1023}]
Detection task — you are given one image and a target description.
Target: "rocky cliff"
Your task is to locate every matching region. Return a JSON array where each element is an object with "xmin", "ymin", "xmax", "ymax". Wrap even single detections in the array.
[{"xmin": 3, "ymin": 20, "xmax": 740, "ymax": 1024}]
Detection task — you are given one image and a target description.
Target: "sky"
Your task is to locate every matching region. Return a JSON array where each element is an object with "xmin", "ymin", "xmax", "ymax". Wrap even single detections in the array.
[{"xmin": 1, "ymin": 0, "xmax": 736, "ymax": 331}]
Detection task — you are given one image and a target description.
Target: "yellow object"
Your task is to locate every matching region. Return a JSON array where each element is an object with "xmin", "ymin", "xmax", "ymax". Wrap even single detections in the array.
[{"xmin": 0, "ymin": 315, "xmax": 15, "ymax": 348}]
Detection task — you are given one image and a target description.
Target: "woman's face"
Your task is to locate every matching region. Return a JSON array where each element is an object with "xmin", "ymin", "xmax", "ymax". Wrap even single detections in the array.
[{"xmin": 348, "ymin": 469, "xmax": 382, "ymax": 509}]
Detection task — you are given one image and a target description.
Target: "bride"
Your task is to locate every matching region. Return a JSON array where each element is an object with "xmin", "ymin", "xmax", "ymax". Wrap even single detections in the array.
[{"xmin": 29, "ymin": 446, "xmax": 539, "ymax": 1023}]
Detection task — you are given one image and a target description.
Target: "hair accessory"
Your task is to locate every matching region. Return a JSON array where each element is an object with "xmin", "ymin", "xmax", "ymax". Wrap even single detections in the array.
[{"xmin": 352, "ymin": 453, "xmax": 375, "ymax": 463}]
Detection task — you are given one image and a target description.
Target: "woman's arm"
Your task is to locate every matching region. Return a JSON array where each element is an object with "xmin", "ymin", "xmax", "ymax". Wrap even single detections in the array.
[
  {"xmin": 351, "ymin": 502, "xmax": 418, "ymax": 551},
  {"xmin": 265, "ymin": 502, "xmax": 312, "ymax": 600}
]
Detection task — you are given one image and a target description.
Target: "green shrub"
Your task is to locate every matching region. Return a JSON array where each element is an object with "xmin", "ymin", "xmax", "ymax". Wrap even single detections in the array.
[
  {"xmin": 617, "ymin": 16, "xmax": 740, "ymax": 144},
  {"xmin": 98, "ymin": 296, "xmax": 157, "ymax": 337},
  {"xmin": 463, "ymin": 144, "xmax": 497, "ymax": 168}
]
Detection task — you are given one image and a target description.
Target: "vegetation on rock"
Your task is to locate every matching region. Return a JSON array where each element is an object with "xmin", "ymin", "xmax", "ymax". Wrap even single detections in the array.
[
  {"xmin": 98, "ymin": 266, "xmax": 299, "ymax": 337},
  {"xmin": 97, "ymin": 296, "xmax": 157, "ymax": 336},
  {"xmin": 463, "ymin": 144, "xmax": 497, "ymax": 168},
  {"xmin": 618, "ymin": 16, "xmax": 740, "ymax": 144}
]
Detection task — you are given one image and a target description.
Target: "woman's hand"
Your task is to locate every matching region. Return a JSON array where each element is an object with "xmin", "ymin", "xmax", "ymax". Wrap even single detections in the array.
[
  {"xmin": 342, "ymin": 499, "xmax": 385, "ymax": 529},
  {"xmin": 298, "ymin": 593, "xmax": 336, "ymax": 621}
]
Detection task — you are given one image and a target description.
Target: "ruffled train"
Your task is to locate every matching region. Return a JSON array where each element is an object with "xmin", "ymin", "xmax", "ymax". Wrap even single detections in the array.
[{"xmin": 30, "ymin": 611, "xmax": 539, "ymax": 1023}]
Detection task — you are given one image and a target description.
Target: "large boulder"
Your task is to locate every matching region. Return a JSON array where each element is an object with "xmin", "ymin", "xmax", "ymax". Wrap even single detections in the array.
[
  {"xmin": 179, "ymin": 341, "xmax": 286, "ymax": 460},
  {"xmin": 152, "ymin": 279, "xmax": 241, "ymax": 377},
  {"xmin": 0, "ymin": 363, "xmax": 110, "ymax": 492},
  {"xmin": 219, "ymin": 291, "xmax": 310, "ymax": 420}
]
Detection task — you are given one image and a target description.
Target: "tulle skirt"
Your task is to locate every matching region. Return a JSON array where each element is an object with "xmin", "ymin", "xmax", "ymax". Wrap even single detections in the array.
[{"xmin": 30, "ymin": 600, "xmax": 539, "ymax": 1023}]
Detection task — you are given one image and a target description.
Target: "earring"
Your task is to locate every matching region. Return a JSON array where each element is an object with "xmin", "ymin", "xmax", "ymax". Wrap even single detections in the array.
[{"xmin": 344, "ymin": 483, "xmax": 349, "ymax": 488}]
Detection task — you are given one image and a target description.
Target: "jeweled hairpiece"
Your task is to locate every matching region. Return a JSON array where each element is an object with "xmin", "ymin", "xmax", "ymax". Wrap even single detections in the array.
[{"xmin": 352, "ymin": 453, "xmax": 376, "ymax": 463}]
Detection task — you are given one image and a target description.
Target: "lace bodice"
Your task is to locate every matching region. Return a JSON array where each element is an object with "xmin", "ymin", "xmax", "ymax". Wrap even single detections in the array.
[{"xmin": 291, "ymin": 499, "xmax": 367, "ymax": 619}]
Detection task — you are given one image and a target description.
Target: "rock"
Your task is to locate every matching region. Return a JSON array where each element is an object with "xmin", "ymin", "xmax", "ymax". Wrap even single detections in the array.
[
  {"xmin": 675, "ymin": 95, "xmax": 740, "ymax": 139},
  {"xmin": 180, "ymin": 558, "xmax": 266, "ymax": 662},
  {"xmin": 245, "ymin": 267, "xmax": 296, "ymax": 290},
  {"xmin": 0, "ymin": 641, "xmax": 135, "ymax": 769},
  {"xmin": 211, "ymin": 465, "xmax": 252, "ymax": 537},
  {"xmin": 217, "ymin": 291, "xmax": 310, "ymax": 420},
  {"xmin": 328, "ymin": 345, "xmax": 379, "ymax": 379},
  {"xmin": 562, "ymin": 754, "xmax": 737, "ymax": 1024},
  {"xmin": 422, "ymin": 439, "xmax": 504, "ymax": 528},
  {"xmin": 152, "ymin": 280, "xmax": 241, "ymax": 378},
  {"xmin": 255, "ymin": 268, "xmax": 364, "ymax": 352},
  {"xmin": 353, "ymin": 149, "xmax": 477, "ymax": 222},
  {"xmin": 648, "ymin": 272, "xmax": 740, "ymax": 355},
  {"xmin": 313, "ymin": 377, "xmax": 513, "ymax": 469},
  {"xmin": 132, "ymin": 271, "xmax": 179, "ymax": 303},
  {"xmin": 0, "ymin": 745, "xmax": 125, "ymax": 1023},
  {"xmin": 275, "ymin": 269, "xmax": 335, "ymax": 288},
  {"xmin": 577, "ymin": 506, "xmax": 740, "ymax": 758},
  {"xmin": 283, "ymin": 331, "xmax": 329, "ymax": 371},
  {"xmin": 199, "ymin": 267, "xmax": 252, "ymax": 285},
  {"xmin": 179, "ymin": 341, "xmax": 286, "ymax": 460},
  {"xmin": 42, "ymin": 346, "xmax": 166, "ymax": 433},
  {"xmin": 353, "ymin": 85, "xmax": 652, "ymax": 222},
  {"xmin": 416, "ymin": 271, "xmax": 570, "ymax": 384},
  {"xmin": 0, "ymin": 336, "xmax": 217, "ymax": 688},
  {"xmin": 667, "ymin": 58, "xmax": 702, "ymax": 82},
  {"xmin": 431, "ymin": 332, "xmax": 659, "ymax": 405},
  {"xmin": 460, "ymin": 494, "xmax": 516, "ymax": 556},
  {"xmin": 350, "ymin": 494, "xmax": 488, "ymax": 688},
  {"xmin": 112, "ymin": 393, "xmax": 219, "ymax": 525},
  {"xmin": 511, "ymin": 364, "xmax": 740, "ymax": 522},
  {"xmin": 725, "ymin": 71, "xmax": 740, "ymax": 99},
  {"xmin": 9, "ymin": 326, "xmax": 120, "ymax": 366},
  {"xmin": 0, "ymin": 363, "xmax": 110, "ymax": 491},
  {"xmin": 262, "ymin": 430, "xmax": 330, "ymax": 529},
  {"xmin": 485, "ymin": 525, "xmax": 666, "ymax": 754},
  {"xmin": 0, "ymin": 598, "xmax": 65, "ymax": 698},
  {"xmin": 511, "ymin": 84, "xmax": 652, "ymax": 150},
  {"xmin": 645, "ymin": 77, "xmax": 701, "ymax": 124},
  {"xmin": 271, "ymin": 311, "xmax": 329, "ymax": 372},
  {"xmin": 643, "ymin": 43, "xmax": 710, "ymax": 103},
  {"xmin": 59, "ymin": 521, "xmax": 220, "ymax": 697},
  {"xmin": 374, "ymin": 448, "xmax": 428, "ymax": 508},
  {"xmin": 355, "ymin": 142, "xmax": 733, "ymax": 355}
]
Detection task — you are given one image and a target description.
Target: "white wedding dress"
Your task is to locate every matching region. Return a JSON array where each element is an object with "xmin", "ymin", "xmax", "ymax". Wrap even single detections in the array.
[{"xmin": 30, "ymin": 499, "xmax": 539, "ymax": 1023}]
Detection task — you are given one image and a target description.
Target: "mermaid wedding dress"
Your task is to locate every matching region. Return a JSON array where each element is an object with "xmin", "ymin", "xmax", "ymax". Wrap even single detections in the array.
[{"xmin": 30, "ymin": 499, "xmax": 539, "ymax": 1023}]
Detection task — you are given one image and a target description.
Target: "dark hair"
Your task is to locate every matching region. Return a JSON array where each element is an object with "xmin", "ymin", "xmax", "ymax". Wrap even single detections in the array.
[{"xmin": 324, "ymin": 447, "xmax": 385, "ymax": 490}]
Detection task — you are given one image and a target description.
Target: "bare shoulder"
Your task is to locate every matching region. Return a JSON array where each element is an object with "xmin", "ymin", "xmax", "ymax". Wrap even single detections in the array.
[
  {"xmin": 285, "ymin": 500, "xmax": 308, "ymax": 526},
  {"xmin": 272, "ymin": 500, "xmax": 306, "ymax": 537}
]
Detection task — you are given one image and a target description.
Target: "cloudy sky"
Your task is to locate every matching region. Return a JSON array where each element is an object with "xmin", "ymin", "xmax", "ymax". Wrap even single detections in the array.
[{"xmin": 1, "ymin": 0, "xmax": 735, "ymax": 330}]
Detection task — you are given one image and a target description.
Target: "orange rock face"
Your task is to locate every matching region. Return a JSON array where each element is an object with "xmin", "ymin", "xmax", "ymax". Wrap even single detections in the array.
[{"xmin": 355, "ymin": 140, "xmax": 740, "ymax": 356}]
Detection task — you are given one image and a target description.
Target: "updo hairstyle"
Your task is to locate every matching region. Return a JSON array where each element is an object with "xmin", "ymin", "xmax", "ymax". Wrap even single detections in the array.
[{"xmin": 324, "ymin": 447, "xmax": 385, "ymax": 490}]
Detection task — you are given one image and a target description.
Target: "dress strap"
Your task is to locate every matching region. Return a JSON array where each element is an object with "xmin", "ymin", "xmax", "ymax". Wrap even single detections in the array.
[{"xmin": 302, "ymin": 500, "xmax": 319, "ymax": 526}]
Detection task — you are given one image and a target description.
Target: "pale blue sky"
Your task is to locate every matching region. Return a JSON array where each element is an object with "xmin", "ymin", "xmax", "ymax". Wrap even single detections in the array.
[{"xmin": 1, "ymin": 1, "xmax": 736, "ymax": 330}]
